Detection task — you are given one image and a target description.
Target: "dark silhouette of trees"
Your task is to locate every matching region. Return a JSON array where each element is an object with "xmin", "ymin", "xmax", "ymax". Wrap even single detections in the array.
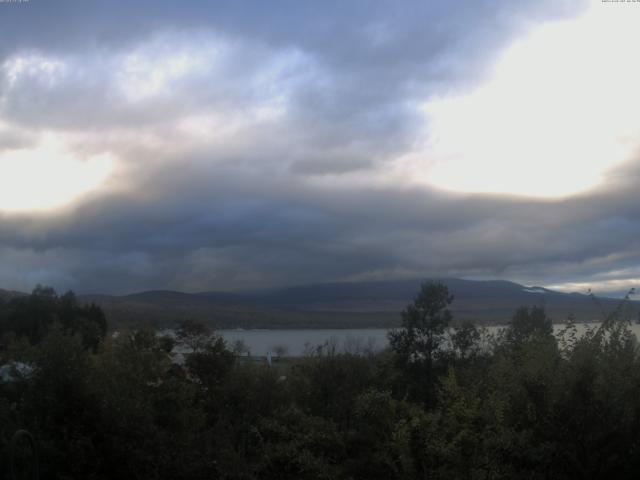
[
  {"xmin": 0, "ymin": 286, "xmax": 106, "ymax": 350},
  {"xmin": 388, "ymin": 281, "xmax": 453, "ymax": 401},
  {"xmin": 451, "ymin": 320, "xmax": 481, "ymax": 360},
  {"xmin": 3, "ymin": 283, "xmax": 640, "ymax": 479},
  {"xmin": 389, "ymin": 282, "xmax": 453, "ymax": 365},
  {"xmin": 505, "ymin": 305, "xmax": 553, "ymax": 345},
  {"xmin": 175, "ymin": 318, "xmax": 212, "ymax": 353}
]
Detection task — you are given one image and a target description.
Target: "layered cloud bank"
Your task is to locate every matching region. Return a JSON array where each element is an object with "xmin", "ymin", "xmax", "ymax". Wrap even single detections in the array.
[{"xmin": 1, "ymin": 0, "xmax": 640, "ymax": 296}]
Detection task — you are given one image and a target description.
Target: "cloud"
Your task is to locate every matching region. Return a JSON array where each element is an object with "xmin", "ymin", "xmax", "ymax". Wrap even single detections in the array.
[{"xmin": 4, "ymin": 0, "xmax": 640, "ymax": 295}]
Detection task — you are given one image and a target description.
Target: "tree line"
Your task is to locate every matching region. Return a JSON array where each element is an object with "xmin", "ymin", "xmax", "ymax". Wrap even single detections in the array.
[{"xmin": 1, "ymin": 282, "xmax": 640, "ymax": 478}]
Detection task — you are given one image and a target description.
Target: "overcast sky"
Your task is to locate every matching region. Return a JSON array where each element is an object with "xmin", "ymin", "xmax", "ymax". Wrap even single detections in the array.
[{"xmin": 1, "ymin": 0, "xmax": 640, "ymax": 295}]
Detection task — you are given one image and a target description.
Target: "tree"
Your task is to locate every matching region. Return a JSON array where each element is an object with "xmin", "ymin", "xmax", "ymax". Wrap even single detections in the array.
[
  {"xmin": 2, "ymin": 286, "xmax": 58, "ymax": 344},
  {"xmin": 388, "ymin": 282, "xmax": 453, "ymax": 369},
  {"xmin": 504, "ymin": 305, "xmax": 553, "ymax": 347},
  {"xmin": 185, "ymin": 336, "xmax": 235, "ymax": 387},
  {"xmin": 175, "ymin": 319, "xmax": 211, "ymax": 353},
  {"xmin": 451, "ymin": 320, "xmax": 481, "ymax": 361},
  {"xmin": 388, "ymin": 282, "xmax": 454, "ymax": 403},
  {"xmin": 231, "ymin": 339, "xmax": 250, "ymax": 356},
  {"xmin": 0, "ymin": 287, "xmax": 107, "ymax": 350}
]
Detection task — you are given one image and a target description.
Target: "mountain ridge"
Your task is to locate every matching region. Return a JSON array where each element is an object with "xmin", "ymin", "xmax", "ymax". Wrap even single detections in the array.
[
  {"xmin": 4, "ymin": 279, "xmax": 637, "ymax": 329},
  {"xmin": 80, "ymin": 278, "xmax": 639, "ymax": 329}
]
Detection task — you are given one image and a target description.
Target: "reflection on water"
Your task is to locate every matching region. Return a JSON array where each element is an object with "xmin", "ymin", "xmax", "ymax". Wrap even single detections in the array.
[{"xmin": 217, "ymin": 323, "xmax": 640, "ymax": 357}]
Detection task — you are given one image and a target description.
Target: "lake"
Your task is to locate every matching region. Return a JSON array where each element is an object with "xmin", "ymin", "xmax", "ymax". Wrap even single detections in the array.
[{"xmin": 217, "ymin": 322, "xmax": 640, "ymax": 356}]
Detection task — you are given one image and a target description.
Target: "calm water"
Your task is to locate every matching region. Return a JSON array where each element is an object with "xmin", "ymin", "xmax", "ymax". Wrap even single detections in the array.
[{"xmin": 217, "ymin": 323, "xmax": 640, "ymax": 356}]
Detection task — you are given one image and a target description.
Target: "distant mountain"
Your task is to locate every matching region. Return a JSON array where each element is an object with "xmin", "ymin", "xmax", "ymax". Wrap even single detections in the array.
[
  {"xmin": 73, "ymin": 278, "xmax": 639, "ymax": 329},
  {"xmin": 0, "ymin": 289, "xmax": 27, "ymax": 302}
]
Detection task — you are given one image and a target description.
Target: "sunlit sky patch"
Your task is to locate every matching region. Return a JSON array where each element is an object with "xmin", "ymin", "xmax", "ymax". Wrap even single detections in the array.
[
  {"xmin": 0, "ymin": 133, "xmax": 113, "ymax": 213},
  {"xmin": 421, "ymin": 2, "xmax": 640, "ymax": 198}
]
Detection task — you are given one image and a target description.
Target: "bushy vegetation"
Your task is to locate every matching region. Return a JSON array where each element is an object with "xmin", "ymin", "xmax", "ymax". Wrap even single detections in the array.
[{"xmin": 1, "ymin": 283, "xmax": 640, "ymax": 478}]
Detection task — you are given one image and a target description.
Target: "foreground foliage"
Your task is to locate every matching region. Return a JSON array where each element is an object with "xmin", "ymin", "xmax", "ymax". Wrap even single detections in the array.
[{"xmin": 1, "ymin": 284, "xmax": 640, "ymax": 479}]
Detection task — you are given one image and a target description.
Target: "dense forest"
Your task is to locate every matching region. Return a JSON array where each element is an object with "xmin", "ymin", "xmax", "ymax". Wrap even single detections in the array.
[{"xmin": 1, "ymin": 283, "xmax": 640, "ymax": 479}]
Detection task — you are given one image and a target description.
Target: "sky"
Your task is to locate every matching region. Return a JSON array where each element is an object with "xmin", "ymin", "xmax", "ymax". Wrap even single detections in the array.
[{"xmin": 1, "ymin": 0, "xmax": 640, "ymax": 296}]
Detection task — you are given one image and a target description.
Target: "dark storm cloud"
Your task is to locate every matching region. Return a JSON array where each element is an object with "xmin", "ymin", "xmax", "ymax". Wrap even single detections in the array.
[
  {"xmin": 5, "ymin": 0, "xmax": 638, "ymax": 295},
  {"xmin": 5, "ymin": 156, "xmax": 640, "ymax": 294}
]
